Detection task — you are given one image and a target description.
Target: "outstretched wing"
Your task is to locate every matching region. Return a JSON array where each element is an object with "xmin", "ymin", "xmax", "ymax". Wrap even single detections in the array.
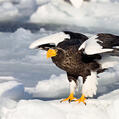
[
  {"xmin": 79, "ymin": 33, "xmax": 119, "ymax": 69},
  {"xmin": 29, "ymin": 32, "xmax": 70, "ymax": 50},
  {"xmin": 79, "ymin": 33, "xmax": 119, "ymax": 55},
  {"xmin": 29, "ymin": 31, "xmax": 88, "ymax": 50}
]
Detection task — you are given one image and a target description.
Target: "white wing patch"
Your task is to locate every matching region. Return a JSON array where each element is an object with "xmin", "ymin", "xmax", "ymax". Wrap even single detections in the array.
[
  {"xmin": 29, "ymin": 32, "xmax": 70, "ymax": 49},
  {"xmin": 82, "ymin": 71, "xmax": 98, "ymax": 97},
  {"xmin": 97, "ymin": 55, "xmax": 119, "ymax": 69},
  {"xmin": 79, "ymin": 35, "xmax": 113, "ymax": 55}
]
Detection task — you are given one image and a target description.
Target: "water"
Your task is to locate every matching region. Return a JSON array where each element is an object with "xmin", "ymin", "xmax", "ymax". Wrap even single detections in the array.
[{"xmin": 0, "ymin": 21, "xmax": 93, "ymax": 33}]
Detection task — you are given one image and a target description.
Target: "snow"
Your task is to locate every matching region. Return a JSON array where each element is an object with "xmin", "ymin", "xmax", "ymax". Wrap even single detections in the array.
[
  {"xmin": 1, "ymin": 42, "xmax": 119, "ymax": 119},
  {"xmin": 1, "ymin": 91, "xmax": 119, "ymax": 119},
  {"xmin": 0, "ymin": 81, "xmax": 24, "ymax": 100},
  {"xmin": 0, "ymin": 0, "xmax": 119, "ymax": 118},
  {"xmin": 29, "ymin": 0, "xmax": 119, "ymax": 33},
  {"xmin": 0, "ymin": 27, "xmax": 119, "ymax": 119},
  {"xmin": 27, "ymin": 74, "xmax": 69, "ymax": 99},
  {"xmin": 70, "ymin": 0, "xmax": 83, "ymax": 8},
  {"xmin": 98, "ymin": 55, "xmax": 119, "ymax": 69},
  {"xmin": 0, "ymin": 27, "xmax": 119, "ymax": 118},
  {"xmin": 0, "ymin": 77, "xmax": 24, "ymax": 100},
  {"xmin": 0, "ymin": 0, "xmax": 119, "ymax": 33},
  {"xmin": 0, "ymin": 76, "xmax": 15, "ymax": 81},
  {"xmin": 30, "ymin": 2, "xmax": 71, "ymax": 24},
  {"xmin": 0, "ymin": 0, "xmax": 37, "ymax": 22},
  {"xmin": 0, "ymin": 2, "xmax": 19, "ymax": 22},
  {"xmin": 0, "ymin": 70, "xmax": 119, "ymax": 119}
]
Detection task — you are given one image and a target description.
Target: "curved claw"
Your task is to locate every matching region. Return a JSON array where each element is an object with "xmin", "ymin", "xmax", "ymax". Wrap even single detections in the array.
[
  {"xmin": 60, "ymin": 93, "xmax": 77, "ymax": 103},
  {"xmin": 75, "ymin": 94, "xmax": 86, "ymax": 105}
]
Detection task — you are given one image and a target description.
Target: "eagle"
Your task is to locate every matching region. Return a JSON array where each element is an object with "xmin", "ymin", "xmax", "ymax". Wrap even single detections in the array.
[{"xmin": 29, "ymin": 31, "xmax": 119, "ymax": 104}]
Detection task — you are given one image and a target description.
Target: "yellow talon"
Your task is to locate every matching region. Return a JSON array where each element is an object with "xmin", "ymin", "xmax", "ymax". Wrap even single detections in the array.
[
  {"xmin": 60, "ymin": 93, "xmax": 77, "ymax": 103},
  {"xmin": 75, "ymin": 94, "xmax": 86, "ymax": 105}
]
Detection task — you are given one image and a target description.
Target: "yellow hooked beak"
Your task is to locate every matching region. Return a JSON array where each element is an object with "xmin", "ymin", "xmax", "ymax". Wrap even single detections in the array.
[{"xmin": 47, "ymin": 49, "xmax": 57, "ymax": 59}]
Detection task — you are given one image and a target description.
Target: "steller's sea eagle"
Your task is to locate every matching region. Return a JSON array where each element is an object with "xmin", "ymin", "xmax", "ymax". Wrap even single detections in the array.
[{"xmin": 29, "ymin": 31, "xmax": 119, "ymax": 104}]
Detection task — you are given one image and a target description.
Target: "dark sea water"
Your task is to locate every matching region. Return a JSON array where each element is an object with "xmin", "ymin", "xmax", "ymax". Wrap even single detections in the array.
[
  {"xmin": 1, "ymin": 21, "xmax": 119, "ymax": 35},
  {"xmin": 0, "ymin": 21, "xmax": 94, "ymax": 33}
]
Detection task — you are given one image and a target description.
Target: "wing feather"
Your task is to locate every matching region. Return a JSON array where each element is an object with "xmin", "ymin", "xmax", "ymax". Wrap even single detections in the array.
[
  {"xmin": 29, "ymin": 32, "xmax": 70, "ymax": 49},
  {"xmin": 79, "ymin": 34, "xmax": 115, "ymax": 55},
  {"xmin": 29, "ymin": 31, "xmax": 88, "ymax": 50}
]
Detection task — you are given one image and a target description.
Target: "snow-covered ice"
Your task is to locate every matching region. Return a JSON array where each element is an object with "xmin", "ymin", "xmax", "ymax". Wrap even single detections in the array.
[
  {"xmin": 0, "ymin": 0, "xmax": 119, "ymax": 118},
  {"xmin": 0, "ymin": 69, "xmax": 119, "ymax": 119},
  {"xmin": 0, "ymin": 76, "xmax": 24, "ymax": 100},
  {"xmin": 1, "ymin": 0, "xmax": 119, "ymax": 33},
  {"xmin": 0, "ymin": 0, "xmax": 37, "ymax": 22},
  {"xmin": 0, "ymin": 28, "xmax": 63, "ymax": 86},
  {"xmin": 1, "ymin": 90, "xmax": 119, "ymax": 119},
  {"xmin": 29, "ymin": 0, "xmax": 119, "ymax": 34},
  {"xmin": 0, "ymin": 27, "xmax": 119, "ymax": 118}
]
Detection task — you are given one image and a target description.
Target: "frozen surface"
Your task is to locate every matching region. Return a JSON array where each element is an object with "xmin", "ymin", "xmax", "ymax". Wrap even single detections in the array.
[
  {"xmin": 29, "ymin": 0, "xmax": 119, "ymax": 34},
  {"xmin": 25, "ymin": 65, "xmax": 119, "ymax": 99},
  {"xmin": 0, "ymin": 27, "xmax": 118, "ymax": 118},
  {"xmin": 1, "ymin": 0, "xmax": 119, "ymax": 33},
  {"xmin": 0, "ymin": 68, "xmax": 119, "ymax": 119},
  {"xmin": 0, "ymin": 77, "xmax": 24, "ymax": 100},
  {"xmin": 0, "ymin": 25, "xmax": 119, "ymax": 118},
  {"xmin": 1, "ymin": 90, "xmax": 119, "ymax": 119},
  {"xmin": 0, "ymin": 27, "xmax": 119, "ymax": 118},
  {"xmin": 0, "ymin": 28, "xmax": 64, "ymax": 86},
  {"xmin": 0, "ymin": 0, "xmax": 37, "ymax": 22},
  {"xmin": 0, "ymin": 74, "xmax": 119, "ymax": 119},
  {"xmin": 0, "ymin": 0, "xmax": 119, "ymax": 118}
]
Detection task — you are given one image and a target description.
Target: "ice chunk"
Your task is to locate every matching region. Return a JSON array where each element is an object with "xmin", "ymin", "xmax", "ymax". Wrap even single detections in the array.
[{"xmin": 0, "ymin": 81, "xmax": 24, "ymax": 100}]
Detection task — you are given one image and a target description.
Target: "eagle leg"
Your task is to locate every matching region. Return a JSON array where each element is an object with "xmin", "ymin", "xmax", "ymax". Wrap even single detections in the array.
[
  {"xmin": 75, "ymin": 94, "xmax": 86, "ymax": 105},
  {"xmin": 61, "ymin": 73, "xmax": 78, "ymax": 103}
]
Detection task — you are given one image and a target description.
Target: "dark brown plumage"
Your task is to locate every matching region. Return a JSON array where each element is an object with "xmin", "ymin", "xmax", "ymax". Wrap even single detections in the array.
[
  {"xmin": 97, "ymin": 33, "xmax": 119, "ymax": 49},
  {"xmin": 52, "ymin": 42, "xmax": 100, "ymax": 83},
  {"xmin": 29, "ymin": 31, "xmax": 119, "ymax": 103},
  {"xmin": 51, "ymin": 31, "xmax": 103, "ymax": 83}
]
